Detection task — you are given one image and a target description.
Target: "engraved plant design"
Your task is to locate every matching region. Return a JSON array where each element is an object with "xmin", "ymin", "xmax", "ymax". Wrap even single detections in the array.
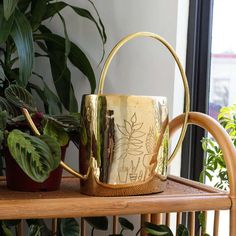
[
  {"xmin": 115, "ymin": 113, "xmax": 145, "ymax": 181},
  {"xmin": 143, "ymin": 127, "xmax": 158, "ymax": 179}
]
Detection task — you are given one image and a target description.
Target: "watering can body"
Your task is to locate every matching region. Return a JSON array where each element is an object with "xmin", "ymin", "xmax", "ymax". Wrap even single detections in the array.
[{"xmin": 79, "ymin": 94, "xmax": 169, "ymax": 196}]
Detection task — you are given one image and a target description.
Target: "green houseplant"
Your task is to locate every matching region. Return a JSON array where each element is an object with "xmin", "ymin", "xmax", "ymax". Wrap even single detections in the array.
[
  {"xmin": 200, "ymin": 104, "xmax": 235, "ymax": 190},
  {"xmin": 0, "ymin": 0, "xmax": 106, "ymax": 187},
  {"xmin": 0, "ymin": 84, "xmax": 84, "ymax": 191}
]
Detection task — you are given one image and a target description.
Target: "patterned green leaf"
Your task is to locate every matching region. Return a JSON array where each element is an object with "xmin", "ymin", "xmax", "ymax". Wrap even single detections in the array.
[
  {"xmin": 10, "ymin": 8, "xmax": 34, "ymax": 87},
  {"xmin": 39, "ymin": 134, "xmax": 61, "ymax": 169},
  {"xmin": 0, "ymin": 97, "xmax": 21, "ymax": 117},
  {"xmin": 0, "ymin": 110, "xmax": 7, "ymax": 131},
  {"xmin": 43, "ymin": 120, "xmax": 69, "ymax": 146},
  {"xmin": 5, "ymin": 85, "xmax": 36, "ymax": 111},
  {"xmin": 144, "ymin": 223, "xmax": 172, "ymax": 236},
  {"xmin": 7, "ymin": 129, "xmax": 59, "ymax": 182}
]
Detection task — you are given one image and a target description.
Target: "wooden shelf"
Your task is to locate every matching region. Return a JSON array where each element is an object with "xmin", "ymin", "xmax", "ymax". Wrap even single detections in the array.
[{"xmin": 0, "ymin": 175, "xmax": 230, "ymax": 220}]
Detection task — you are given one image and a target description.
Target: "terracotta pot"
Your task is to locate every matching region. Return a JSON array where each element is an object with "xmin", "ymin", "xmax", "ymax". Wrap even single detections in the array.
[{"xmin": 5, "ymin": 146, "xmax": 67, "ymax": 192}]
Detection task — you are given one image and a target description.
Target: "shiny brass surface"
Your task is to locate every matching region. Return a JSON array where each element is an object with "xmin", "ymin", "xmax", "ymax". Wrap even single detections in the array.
[
  {"xmin": 79, "ymin": 94, "xmax": 168, "ymax": 187},
  {"xmin": 98, "ymin": 32, "xmax": 190, "ymax": 164}
]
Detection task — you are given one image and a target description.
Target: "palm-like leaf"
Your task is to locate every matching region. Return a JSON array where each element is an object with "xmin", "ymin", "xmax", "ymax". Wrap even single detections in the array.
[
  {"xmin": 7, "ymin": 129, "xmax": 61, "ymax": 182},
  {"xmin": 10, "ymin": 8, "xmax": 34, "ymax": 87},
  {"xmin": 0, "ymin": 5, "xmax": 14, "ymax": 43},
  {"xmin": 3, "ymin": 0, "xmax": 18, "ymax": 20},
  {"xmin": 5, "ymin": 85, "xmax": 36, "ymax": 111},
  {"xmin": 36, "ymin": 29, "xmax": 96, "ymax": 93}
]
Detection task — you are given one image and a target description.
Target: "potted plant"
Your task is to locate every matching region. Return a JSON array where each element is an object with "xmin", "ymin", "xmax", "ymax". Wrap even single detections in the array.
[
  {"xmin": 0, "ymin": 84, "xmax": 84, "ymax": 191},
  {"xmin": 0, "ymin": 0, "xmax": 106, "ymax": 190}
]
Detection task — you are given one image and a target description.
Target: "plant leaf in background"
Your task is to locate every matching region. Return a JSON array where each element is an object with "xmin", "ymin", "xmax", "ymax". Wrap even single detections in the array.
[
  {"xmin": 30, "ymin": 0, "xmax": 47, "ymax": 31},
  {"xmin": 0, "ymin": 97, "xmax": 20, "ymax": 117},
  {"xmin": 5, "ymin": 85, "xmax": 36, "ymax": 112},
  {"xmin": 144, "ymin": 222, "xmax": 172, "ymax": 236},
  {"xmin": 176, "ymin": 224, "xmax": 189, "ymax": 236},
  {"xmin": 26, "ymin": 219, "xmax": 51, "ymax": 236},
  {"xmin": 85, "ymin": 217, "xmax": 108, "ymax": 231},
  {"xmin": 18, "ymin": 0, "xmax": 31, "ymax": 12},
  {"xmin": 0, "ymin": 5, "xmax": 14, "ymax": 44},
  {"xmin": 118, "ymin": 217, "xmax": 134, "ymax": 233},
  {"xmin": 42, "ymin": 1, "xmax": 107, "ymax": 50},
  {"xmin": 28, "ymin": 224, "xmax": 41, "ymax": 236},
  {"xmin": 43, "ymin": 82, "xmax": 62, "ymax": 115},
  {"xmin": 47, "ymin": 50, "xmax": 78, "ymax": 112},
  {"xmin": 0, "ymin": 110, "xmax": 7, "ymax": 131},
  {"xmin": 1, "ymin": 223, "xmax": 13, "ymax": 236},
  {"xmin": 43, "ymin": 120, "xmax": 69, "ymax": 146},
  {"xmin": 7, "ymin": 129, "xmax": 60, "ymax": 182},
  {"xmin": 60, "ymin": 218, "xmax": 80, "ymax": 236},
  {"xmin": 3, "ymin": 0, "xmax": 18, "ymax": 20},
  {"xmin": 39, "ymin": 134, "xmax": 61, "ymax": 169},
  {"xmin": 35, "ymin": 30, "xmax": 96, "ymax": 99},
  {"xmin": 57, "ymin": 12, "xmax": 71, "ymax": 60},
  {"xmin": 10, "ymin": 8, "xmax": 34, "ymax": 87}
]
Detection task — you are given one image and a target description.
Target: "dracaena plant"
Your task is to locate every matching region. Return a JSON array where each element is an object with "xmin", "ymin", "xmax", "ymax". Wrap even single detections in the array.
[
  {"xmin": 0, "ymin": 0, "xmax": 106, "ymax": 114},
  {"xmin": 0, "ymin": 0, "xmax": 105, "ymax": 176}
]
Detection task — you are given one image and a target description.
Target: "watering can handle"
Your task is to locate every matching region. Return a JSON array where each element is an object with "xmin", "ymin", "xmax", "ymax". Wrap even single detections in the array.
[{"xmin": 98, "ymin": 32, "xmax": 190, "ymax": 164}]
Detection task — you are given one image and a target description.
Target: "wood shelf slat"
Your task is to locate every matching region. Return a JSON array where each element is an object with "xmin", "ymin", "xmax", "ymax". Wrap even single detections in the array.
[{"xmin": 0, "ymin": 176, "xmax": 230, "ymax": 220}]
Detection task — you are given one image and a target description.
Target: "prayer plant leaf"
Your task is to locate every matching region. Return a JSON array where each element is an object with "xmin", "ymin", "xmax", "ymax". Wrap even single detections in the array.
[
  {"xmin": 43, "ymin": 120, "xmax": 69, "ymax": 147},
  {"xmin": 39, "ymin": 134, "xmax": 61, "ymax": 169},
  {"xmin": 0, "ymin": 110, "xmax": 7, "ymax": 131},
  {"xmin": 5, "ymin": 85, "xmax": 36, "ymax": 112},
  {"xmin": 7, "ymin": 129, "xmax": 60, "ymax": 182},
  {"xmin": 10, "ymin": 8, "xmax": 34, "ymax": 87},
  {"xmin": 0, "ymin": 97, "xmax": 21, "ymax": 117}
]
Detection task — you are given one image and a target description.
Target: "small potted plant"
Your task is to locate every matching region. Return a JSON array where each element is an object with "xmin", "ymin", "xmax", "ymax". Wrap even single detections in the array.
[{"xmin": 0, "ymin": 84, "xmax": 84, "ymax": 191}]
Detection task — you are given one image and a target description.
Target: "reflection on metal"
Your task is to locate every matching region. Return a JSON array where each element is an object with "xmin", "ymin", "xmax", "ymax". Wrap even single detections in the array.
[{"xmin": 79, "ymin": 94, "xmax": 169, "ymax": 195}]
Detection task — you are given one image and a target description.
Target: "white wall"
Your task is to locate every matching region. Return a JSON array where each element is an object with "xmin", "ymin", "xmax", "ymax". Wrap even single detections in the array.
[
  {"xmin": 43, "ymin": 0, "xmax": 189, "ymax": 177},
  {"xmin": 40, "ymin": 0, "xmax": 189, "ymax": 234}
]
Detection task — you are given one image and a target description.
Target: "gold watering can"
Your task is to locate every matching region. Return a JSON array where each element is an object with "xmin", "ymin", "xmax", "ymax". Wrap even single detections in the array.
[{"xmin": 24, "ymin": 32, "xmax": 190, "ymax": 196}]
